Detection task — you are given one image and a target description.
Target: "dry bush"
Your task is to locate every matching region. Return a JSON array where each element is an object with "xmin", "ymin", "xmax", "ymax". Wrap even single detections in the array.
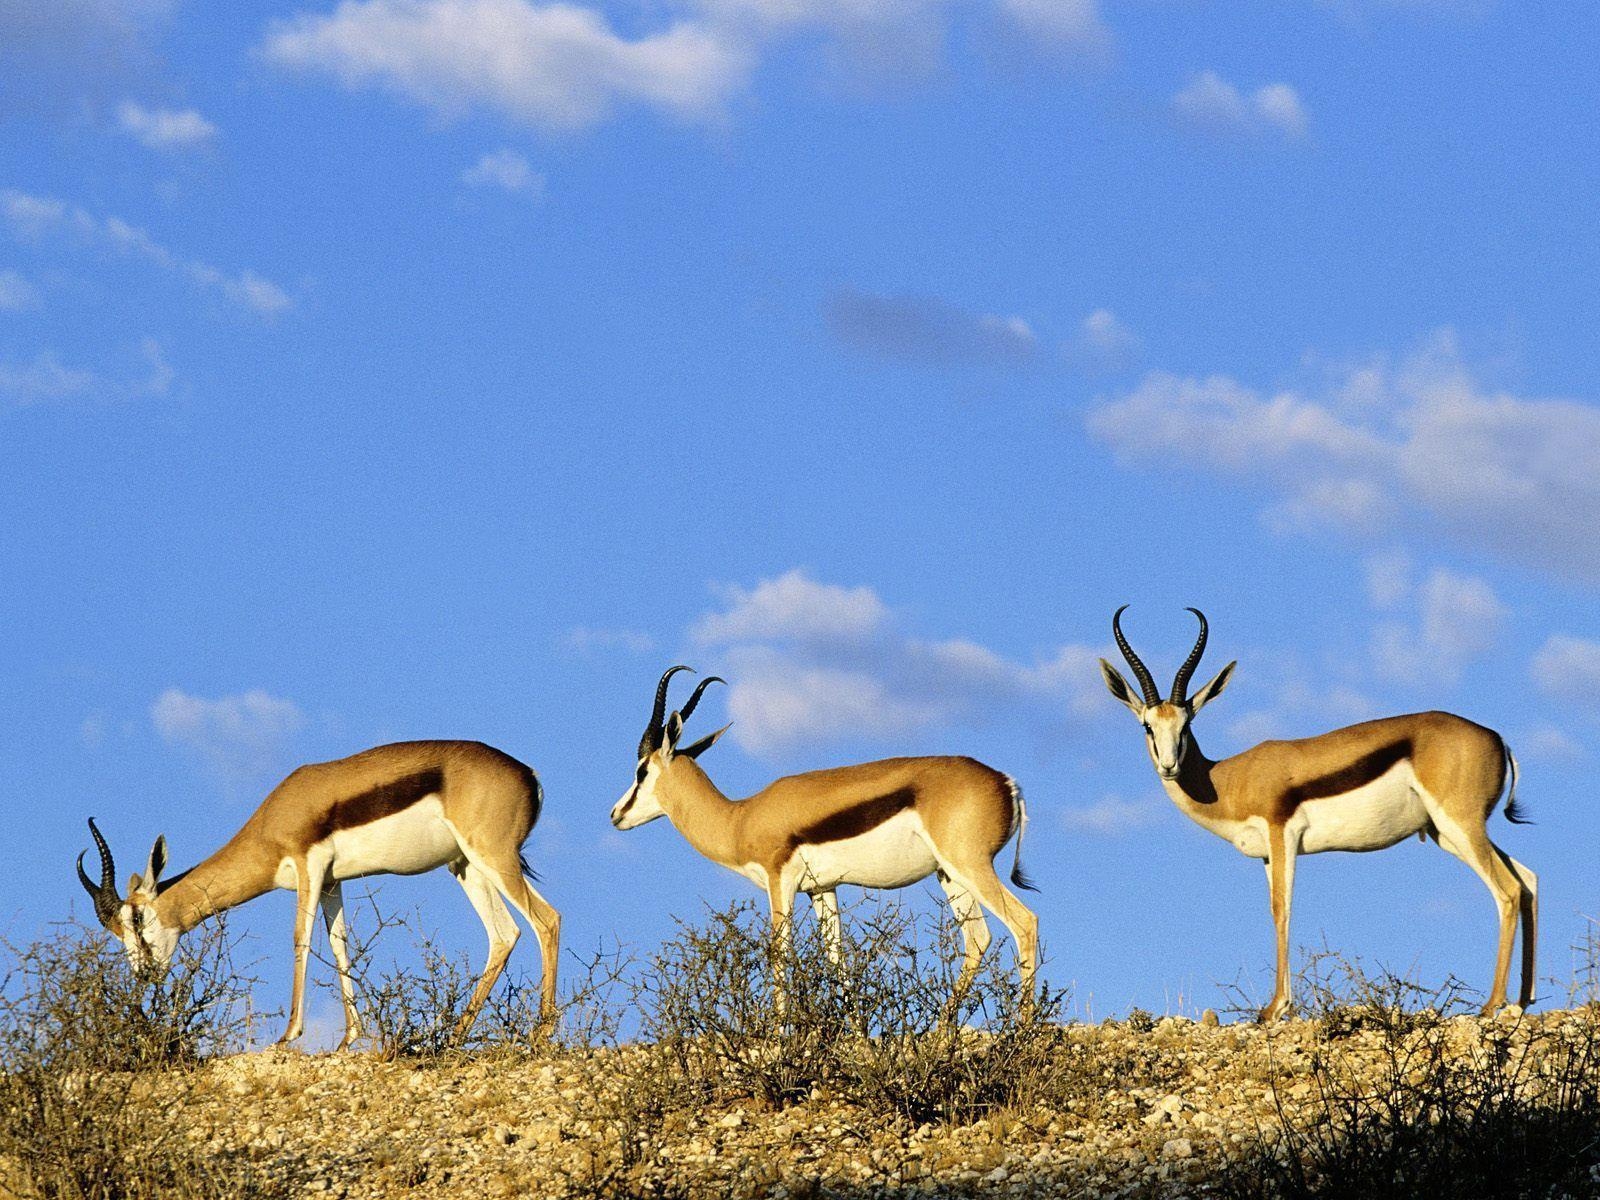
[
  {"xmin": 0, "ymin": 918, "xmax": 273, "ymax": 1200},
  {"xmin": 1218, "ymin": 949, "xmax": 1600, "ymax": 1200}
]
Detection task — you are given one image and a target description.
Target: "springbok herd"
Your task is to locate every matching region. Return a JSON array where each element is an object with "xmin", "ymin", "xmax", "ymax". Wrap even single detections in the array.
[{"xmin": 76, "ymin": 608, "xmax": 1536, "ymax": 1048}]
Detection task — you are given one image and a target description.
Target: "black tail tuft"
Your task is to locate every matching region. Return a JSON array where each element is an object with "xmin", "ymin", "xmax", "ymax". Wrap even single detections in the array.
[
  {"xmin": 519, "ymin": 852, "xmax": 542, "ymax": 883},
  {"xmin": 1011, "ymin": 864, "xmax": 1041, "ymax": 893},
  {"xmin": 1504, "ymin": 797, "xmax": 1533, "ymax": 825},
  {"xmin": 1501, "ymin": 744, "xmax": 1531, "ymax": 824}
]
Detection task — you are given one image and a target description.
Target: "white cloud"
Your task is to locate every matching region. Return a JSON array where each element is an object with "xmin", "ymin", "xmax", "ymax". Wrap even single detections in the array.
[
  {"xmin": 117, "ymin": 100, "xmax": 217, "ymax": 149},
  {"xmin": 462, "ymin": 148, "xmax": 546, "ymax": 197},
  {"xmin": 1060, "ymin": 794, "xmax": 1164, "ymax": 835},
  {"xmin": 0, "ymin": 1, "xmax": 175, "ymax": 116},
  {"xmin": 825, "ymin": 288, "xmax": 1039, "ymax": 366},
  {"xmin": 1, "ymin": 188, "xmax": 291, "ymax": 317},
  {"xmin": 1531, "ymin": 635, "xmax": 1600, "ymax": 706},
  {"xmin": 137, "ymin": 336, "xmax": 173, "ymax": 395},
  {"xmin": 1520, "ymin": 724, "xmax": 1585, "ymax": 763},
  {"xmin": 1368, "ymin": 568, "xmax": 1505, "ymax": 686},
  {"xmin": 1068, "ymin": 308, "xmax": 1137, "ymax": 371},
  {"xmin": 690, "ymin": 569, "xmax": 1101, "ymax": 757},
  {"xmin": 996, "ymin": 0, "xmax": 1111, "ymax": 57},
  {"xmin": 262, "ymin": 0, "xmax": 751, "ymax": 131},
  {"xmin": 1363, "ymin": 549, "xmax": 1413, "ymax": 609},
  {"xmin": 1173, "ymin": 71, "xmax": 1308, "ymax": 139},
  {"xmin": 151, "ymin": 688, "xmax": 306, "ymax": 782},
  {"xmin": 0, "ymin": 351, "xmax": 97, "ymax": 406},
  {"xmin": 0, "ymin": 269, "xmax": 39, "ymax": 310},
  {"xmin": 1088, "ymin": 333, "xmax": 1600, "ymax": 583}
]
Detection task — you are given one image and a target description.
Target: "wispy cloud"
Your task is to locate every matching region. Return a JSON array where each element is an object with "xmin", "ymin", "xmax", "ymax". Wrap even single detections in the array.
[
  {"xmin": 1173, "ymin": 71, "xmax": 1309, "ymax": 139},
  {"xmin": 1, "ymin": 188, "xmax": 290, "ymax": 317},
  {"xmin": 996, "ymin": 0, "xmax": 1111, "ymax": 58},
  {"xmin": 1369, "ymin": 565, "xmax": 1506, "ymax": 686},
  {"xmin": 689, "ymin": 569, "xmax": 1101, "ymax": 758},
  {"xmin": 0, "ymin": 269, "xmax": 39, "ymax": 310},
  {"xmin": 0, "ymin": 351, "xmax": 97, "ymax": 407},
  {"xmin": 462, "ymin": 148, "xmax": 545, "ymax": 198},
  {"xmin": 1531, "ymin": 635, "xmax": 1600, "ymax": 707},
  {"xmin": 117, "ymin": 100, "xmax": 217, "ymax": 150},
  {"xmin": 1067, "ymin": 308, "xmax": 1137, "ymax": 371},
  {"xmin": 151, "ymin": 688, "xmax": 306, "ymax": 784},
  {"xmin": 1059, "ymin": 794, "xmax": 1164, "ymax": 835},
  {"xmin": 564, "ymin": 625, "xmax": 654, "ymax": 655},
  {"xmin": 1087, "ymin": 332, "xmax": 1600, "ymax": 583},
  {"xmin": 825, "ymin": 288, "xmax": 1039, "ymax": 366}
]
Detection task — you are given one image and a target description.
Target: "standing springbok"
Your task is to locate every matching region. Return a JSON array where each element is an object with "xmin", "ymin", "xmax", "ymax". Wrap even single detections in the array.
[
  {"xmin": 609, "ymin": 666, "xmax": 1040, "ymax": 1002},
  {"xmin": 76, "ymin": 740, "xmax": 560, "ymax": 1048},
  {"xmin": 1100, "ymin": 607, "xmax": 1537, "ymax": 1021}
]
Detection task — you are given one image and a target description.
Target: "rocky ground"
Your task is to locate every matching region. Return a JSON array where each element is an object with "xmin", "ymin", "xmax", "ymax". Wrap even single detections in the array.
[{"xmin": 51, "ymin": 1006, "xmax": 1590, "ymax": 1200}]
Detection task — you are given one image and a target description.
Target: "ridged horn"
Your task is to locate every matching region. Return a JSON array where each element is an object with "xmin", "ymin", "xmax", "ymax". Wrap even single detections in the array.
[
  {"xmin": 1112, "ymin": 605, "xmax": 1161, "ymax": 705},
  {"xmin": 640, "ymin": 665, "xmax": 694, "ymax": 758},
  {"xmin": 1171, "ymin": 607, "xmax": 1209, "ymax": 703},
  {"xmin": 678, "ymin": 675, "xmax": 725, "ymax": 723},
  {"xmin": 78, "ymin": 818, "xmax": 119, "ymax": 929}
]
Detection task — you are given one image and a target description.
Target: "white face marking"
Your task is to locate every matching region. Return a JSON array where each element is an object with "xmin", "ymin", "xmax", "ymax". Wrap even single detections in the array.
[
  {"xmin": 118, "ymin": 900, "xmax": 178, "ymax": 973},
  {"xmin": 1139, "ymin": 703, "xmax": 1192, "ymax": 779},
  {"xmin": 610, "ymin": 755, "xmax": 667, "ymax": 830}
]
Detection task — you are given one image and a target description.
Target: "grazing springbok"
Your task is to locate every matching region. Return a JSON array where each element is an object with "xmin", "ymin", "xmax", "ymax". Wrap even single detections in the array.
[
  {"xmin": 1100, "ymin": 607, "xmax": 1537, "ymax": 1021},
  {"xmin": 609, "ymin": 666, "xmax": 1040, "ymax": 1002},
  {"xmin": 77, "ymin": 740, "xmax": 560, "ymax": 1048}
]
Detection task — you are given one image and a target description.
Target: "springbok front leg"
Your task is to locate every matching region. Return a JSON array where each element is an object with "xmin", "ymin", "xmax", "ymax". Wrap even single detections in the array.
[
  {"xmin": 1260, "ymin": 826, "xmax": 1298, "ymax": 1022},
  {"xmin": 318, "ymin": 881, "xmax": 362, "ymax": 1050},
  {"xmin": 813, "ymin": 889, "xmax": 843, "ymax": 970},
  {"xmin": 281, "ymin": 858, "xmax": 326, "ymax": 1045}
]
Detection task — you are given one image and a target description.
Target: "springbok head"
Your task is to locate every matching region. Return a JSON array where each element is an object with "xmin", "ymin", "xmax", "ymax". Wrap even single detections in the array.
[
  {"xmin": 76, "ymin": 818, "xmax": 179, "ymax": 974},
  {"xmin": 1099, "ymin": 607, "xmax": 1236, "ymax": 780},
  {"xmin": 610, "ymin": 665, "xmax": 731, "ymax": 830}
]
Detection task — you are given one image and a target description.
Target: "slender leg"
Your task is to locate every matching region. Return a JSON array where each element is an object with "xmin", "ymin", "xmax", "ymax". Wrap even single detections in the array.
[
  {"xmin": 318, "ymin": 881, "xmax": 362, "ymax": 1050},
  {"xmin": 767, "ymin": 881, "xmax": 795, "ymax": 1020},
  {"xmin": 936, "ymin": 874, "xmax": 991, "ymax": 1010},
  {"xmin": 813, "ymin": 890, "xmax": 842, "ymax": 969},
  {"xmin": 451, "ymin": 861, "xmax": 521, "ymax": 1040},
  {"xmin": 485, "ymin": 870, "xmax": 560, "ymax": 1031},
  {"xmin": 1260, "ymin": 826, "xmax": 1297, "ymax": 1023},
  {"xmin": 1501, "ymin": 853, "xmax": 1539, "ymax": 1008},
  {"xmin": 281, "ymin": 857, "xmax": 325, "ymax": 1045},
  {"xmin": 1435, "ymin": 822, "xmax": 1526, "ymax": 1014},
  {"xmin": 940, "ymin": 859, "xmax": 1037, "ymax": 1003}
]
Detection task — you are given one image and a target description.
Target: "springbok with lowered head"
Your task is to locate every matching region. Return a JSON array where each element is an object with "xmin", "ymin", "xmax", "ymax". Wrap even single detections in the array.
[
  {"xmin": 609, "ymin": 666, "xmax": 1040, "ymax": 1001},
  {"xmin": 1100, "ymin": 607, "xmax": 1536, "ymax": 1021},
  {"xmin": 77, "ymin": 740, "xmax": 560, "ymax": 1048}
]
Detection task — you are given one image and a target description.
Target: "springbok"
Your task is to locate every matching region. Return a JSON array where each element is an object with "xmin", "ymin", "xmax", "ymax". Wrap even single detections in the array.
[
  {"xmin": 1100, "ymin": 607, "xmax": 1537, "ymax": 1021},
  {"xmin": 609, "ymin": 666, "xmax": 1040, "ymax": 1002},
  {"xmin": 76, "ymin": 740, "xmax": 560, "ymax": 1048}
]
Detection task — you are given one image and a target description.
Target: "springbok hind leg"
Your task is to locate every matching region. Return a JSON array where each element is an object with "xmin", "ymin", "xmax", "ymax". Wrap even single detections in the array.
[
  {"xmin": 1435, "ymin": 821, "xmax": 1525, "ymax": 1014},
  {"xmin": 1499, "ymin": 850, "xmax": 1539, "ymax": 1008},
  {"xmin": 941, "ymin": 859, "xmax": 1038, "ymax": 1007},
  {"xmin": 451, "ymin": 861, "xmax": 520, "ymax": 1042}
]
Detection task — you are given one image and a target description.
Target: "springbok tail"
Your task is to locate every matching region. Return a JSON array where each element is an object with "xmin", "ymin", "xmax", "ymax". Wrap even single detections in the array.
[
  {"xmin": 1502, "ymin": 743, "xmax": 1531, "ymax": 825},
  {"xmin": 1006, "ymin": 777, "xmax": 1040, "ymax": 892}
]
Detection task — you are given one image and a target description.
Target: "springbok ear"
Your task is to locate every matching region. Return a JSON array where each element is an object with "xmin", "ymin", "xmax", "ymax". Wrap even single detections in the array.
[
  {"xmin": 679, "ymin": 722, "xmax": 731, "ymax": 760},
  {"xmin": 1189, "ymin": 661, "xmax": 1237, "ymax": 714},
  {"xmin": 663, "ymin": 711, "xmax": 684, "ymax": 753},
  {"xmin": 144, "ymin": 836, "xmax": 167, "ymax": 890},
  {"xmin": 1099, "ymin": 659, "xmax": 1143, "ymax": 714}
]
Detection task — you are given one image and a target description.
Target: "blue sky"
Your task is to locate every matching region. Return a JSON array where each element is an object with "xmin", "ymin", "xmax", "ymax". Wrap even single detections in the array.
[{"xmin": 4, "ymin": 0, "xmax": 1599, "ymax": 1033}]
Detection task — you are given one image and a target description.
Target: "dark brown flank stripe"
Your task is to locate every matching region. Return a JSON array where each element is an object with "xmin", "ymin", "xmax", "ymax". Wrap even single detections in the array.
[
  {"xmin": 1284, "ymin": 740, "xmax": 1412, "ymax": 806},
  {"xmin": 793, "ymin": 786, "xmax": 917, "ymax": 847},
  {"xmin": 313, "ymin": 768, "xmax": 445, "ymax": 840}
]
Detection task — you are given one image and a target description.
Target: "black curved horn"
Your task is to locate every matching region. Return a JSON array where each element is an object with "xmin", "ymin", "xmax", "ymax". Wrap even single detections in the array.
[
  {"xmin": 640, "ymin": 665, "xmax": 694, "ymax": 757},
  {"xmin": 79, "ymin": 818, "xmax": 119, "ymax": 928},
  {"xmin": 1171, "ymin": 607, "xmax": 1209, "ymax": 702},
  {"xmin": 678, "ymin": 675, "xmax": 725, "ymax": 723},
  {"xmin": 1112, "ymin": 606, "xmax": 1161, "ymax": 705}
]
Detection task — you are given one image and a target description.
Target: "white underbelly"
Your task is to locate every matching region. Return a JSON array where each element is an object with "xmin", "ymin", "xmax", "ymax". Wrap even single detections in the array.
[
  {"xmin": 329, "ymin": 796, "xmax": 461, "ymax": 879},
  {"xmin": 1296, "ymin": 766, "xmax": 1426, "ymax": 854},
  {"xmin": 1192, "ymin": 814, "xmax": 1272, "ymax": 859},
  {"xmin": 792, "ymin": 810, "xmax": 937, "ymax": 892}
]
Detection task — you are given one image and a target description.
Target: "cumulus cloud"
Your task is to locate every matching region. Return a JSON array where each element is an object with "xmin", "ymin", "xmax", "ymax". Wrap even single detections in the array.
[
  {"xmin": 1173, "ymin": 71, "xmax": 1309, "ymax": 139},
  {"xmin": 689, "ymin": 569, "xmax": 1101, "ymax": 757},
  {"xmin": 1087, "ymin": 333, "xmax": 1600, "ymax": 583},
  {"xmin": 151, "ymin": 688, "xmax": 306, "ymax": 783},
  {"xmin": 117, "ymin": 100, "xmax": 217, "ymax": 149},
  {"xmin": 1067, "ymin": 308, "xmax": 1137, "ymax": 371},
  {"xmin": 462, "ymin": 148, "xmax": 546, "ymax": 197},
  {"xmin": 0, "ymin": 269, "xmax": 39, "ymax": 310},
  {"xmin": 1531, "ymin": 635, "xmax": 1600, "ymax": 706},
  {"xmin": 1, "ymin": 188, "xmax": 291, "ymax": 317},
  {"xmin": 825, "ymin": 288, "xmax": 1039, "ymax": 366},
  {"xmin": 262, "ymin": 0, "xmax": 751, "ymax": 131}
]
